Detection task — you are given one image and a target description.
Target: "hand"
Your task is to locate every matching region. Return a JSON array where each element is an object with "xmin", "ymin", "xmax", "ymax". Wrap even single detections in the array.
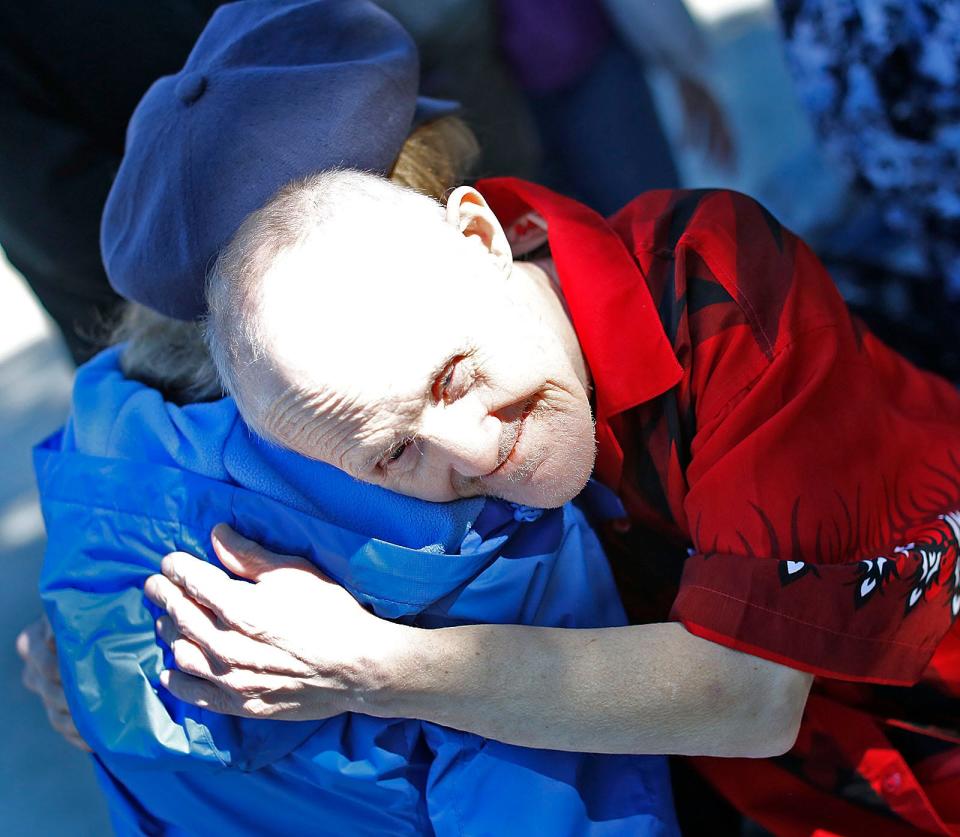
[
  {"xmin": 675, "ymin": 74, "xmax": 735, "ymax": 170},
  {"xmin": 144, "ymin": 524, "xmax": 410, "ymax": 720},
  {"xmin": 16, "ymin": 615, "xmax": 90, "ymax": 751}
]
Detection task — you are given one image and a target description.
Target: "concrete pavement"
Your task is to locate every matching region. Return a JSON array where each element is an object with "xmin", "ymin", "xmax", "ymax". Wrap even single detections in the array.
[{"xmin": 0, "ymin": 254, "xmax": 110, "ymax": 833}]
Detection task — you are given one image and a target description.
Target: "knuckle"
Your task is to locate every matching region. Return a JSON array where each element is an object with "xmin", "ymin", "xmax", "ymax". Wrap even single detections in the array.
[
  {"xmin": 167, "ymin": 600, "xmax": 201, "ymax": 635},
  {"xmin": 223, "ymin": 673, "xmax": 261, "ymax": 697},
  {"xmin": 164, "ymin": 601, "xmax": 185, "ymax": 630},
  {"xmin": 181, "ymin": 576, "xmax": 205, "ymax": 601}
]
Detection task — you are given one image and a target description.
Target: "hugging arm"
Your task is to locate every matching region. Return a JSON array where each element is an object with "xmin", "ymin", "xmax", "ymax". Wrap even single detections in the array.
[
  {"xmin": 149, "ymin": 525, "xmax": 811, "ymax": 759},
  {"xmin": 146, "ymin": 190, "xmax": 960, "ymax": 758}
]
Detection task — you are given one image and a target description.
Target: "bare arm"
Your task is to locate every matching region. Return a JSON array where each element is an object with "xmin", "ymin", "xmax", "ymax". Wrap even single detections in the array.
[
  {"xmin": 384, "ymin": 620, "xmax": 810, "ymax": 757},
  {"xmin": 147, "ymin": 525, "xmax": 811, "ymax": 758}
]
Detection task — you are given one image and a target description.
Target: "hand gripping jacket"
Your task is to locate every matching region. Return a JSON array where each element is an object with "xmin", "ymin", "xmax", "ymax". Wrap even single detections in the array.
[{"xmin": 37, "ymin": 348, "xmax": 679, "ymax": 837}]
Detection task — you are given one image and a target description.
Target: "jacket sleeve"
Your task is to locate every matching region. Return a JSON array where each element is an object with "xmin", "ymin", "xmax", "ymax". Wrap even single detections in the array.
[
  {"xmin": 36, "ymin": 455, "xmax": 321, "ymax": 774},
  {"xmin": 663, "ymin": 191, "xmax": 960, "ymax": 684},
  {"xmin": 420, "ymin": 724, "xmax": 679, "ymax": 836}
]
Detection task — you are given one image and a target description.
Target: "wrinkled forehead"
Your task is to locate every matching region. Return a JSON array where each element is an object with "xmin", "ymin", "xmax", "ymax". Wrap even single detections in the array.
[{"xmin": 257, "ymin": 223, "xmax": 493, "ymax": 405}]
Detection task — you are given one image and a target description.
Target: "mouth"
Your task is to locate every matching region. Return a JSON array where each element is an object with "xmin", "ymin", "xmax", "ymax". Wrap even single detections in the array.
[{"xmin": 487, "ymin": 398, "xmax": 536, "ymax": 478}]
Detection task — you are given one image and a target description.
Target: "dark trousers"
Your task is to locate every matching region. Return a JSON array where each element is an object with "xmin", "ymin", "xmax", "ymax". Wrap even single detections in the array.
[{"xmin": 0, "ymin": 2, "xmax": 225, "ymax": 362}]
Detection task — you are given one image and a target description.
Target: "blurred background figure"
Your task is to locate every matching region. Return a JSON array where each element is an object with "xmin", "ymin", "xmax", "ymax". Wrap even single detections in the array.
[
  {"xmin": 0, "ymin": 2, "xmax": 225, "ymax": 364},
  {"xmin": 772, "ymin": 0, "xmax": 960, "ymax": 381},
  {"xmin": 0, "ymin": 0, "xmax": 737, "ymax": 366},
  {"xmin": 0, "ymin": 0, "xmax": 539, "ymax": 366},
  {"xmin": 498, "ymin": 0, "xmax": 733, "ymax": 215}
]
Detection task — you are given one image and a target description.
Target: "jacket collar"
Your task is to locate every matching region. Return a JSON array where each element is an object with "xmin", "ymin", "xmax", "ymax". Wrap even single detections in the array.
[{"xmin": 477, "ymin": 178, "xmax": 682, "ymax": 485}]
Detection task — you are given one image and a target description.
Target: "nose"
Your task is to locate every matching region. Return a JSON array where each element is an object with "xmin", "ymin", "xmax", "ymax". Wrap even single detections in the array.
[{"xmin": 420, "ymin": 398, "xmax": 508, "ymax": 478}]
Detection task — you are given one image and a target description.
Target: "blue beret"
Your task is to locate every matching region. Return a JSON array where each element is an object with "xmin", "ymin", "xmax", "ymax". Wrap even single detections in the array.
[{"xmin": 101, "ymin": 0, "xmax": 457, "ymax": 320}]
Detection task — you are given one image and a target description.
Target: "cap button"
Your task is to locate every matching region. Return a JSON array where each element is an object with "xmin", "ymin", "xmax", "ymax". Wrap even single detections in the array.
[{"xmin": 175, "ymin": 73, "xmax": 208, "ymax": 105}]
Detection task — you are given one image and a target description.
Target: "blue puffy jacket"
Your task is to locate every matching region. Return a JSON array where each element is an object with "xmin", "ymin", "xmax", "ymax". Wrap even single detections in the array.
[{"xmin": 38, "ymin": 348, "xmax": 678, "ymax": 836}]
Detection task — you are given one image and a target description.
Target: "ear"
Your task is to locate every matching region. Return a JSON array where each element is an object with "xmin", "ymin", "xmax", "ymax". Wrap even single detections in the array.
[{"xmin": 445, "ymin": 186, "xmax": 512, "ymax": 276}]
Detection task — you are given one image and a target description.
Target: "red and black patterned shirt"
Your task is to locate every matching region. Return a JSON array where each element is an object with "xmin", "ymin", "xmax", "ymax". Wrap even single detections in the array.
[{"xmin": 479, "ymin": 178, "xmax": 960, "ymax": 835}]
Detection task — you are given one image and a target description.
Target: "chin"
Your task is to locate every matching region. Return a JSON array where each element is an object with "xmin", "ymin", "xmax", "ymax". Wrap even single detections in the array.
[{"xmin": 500, "ymin": 442, "xmax": 595, "ymax": 509}]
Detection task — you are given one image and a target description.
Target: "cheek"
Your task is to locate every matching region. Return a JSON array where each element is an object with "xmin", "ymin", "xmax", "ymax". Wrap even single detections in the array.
[
  {"xmin": 388, "ymin": 465, "xmax": 462, "ymax": 503},
  {"xmin": 513, "ymin": 397, "xmax": 595, "ymax": 508},
  {"xmin": 545, "ymin": 400, "xmax": 596, "ymax": 468},
  {"xmin": 485, "ymin": 332, "xmax": 566, "ymax": 395}
]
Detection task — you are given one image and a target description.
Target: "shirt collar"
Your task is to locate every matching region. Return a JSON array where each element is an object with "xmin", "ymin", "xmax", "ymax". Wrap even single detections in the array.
[{"xmin": 477, "ymin": 178, "xmax": 682, "ymax": 485}]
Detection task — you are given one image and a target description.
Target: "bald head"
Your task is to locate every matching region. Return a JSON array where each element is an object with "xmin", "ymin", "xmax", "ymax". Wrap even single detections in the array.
[
  {"xmin": 205, "ymin": 169, "xmax": 596, "ymax": 507},
  {"xmin": 207, "ymin": 171, "xmax": 484, "ymax": 423}
]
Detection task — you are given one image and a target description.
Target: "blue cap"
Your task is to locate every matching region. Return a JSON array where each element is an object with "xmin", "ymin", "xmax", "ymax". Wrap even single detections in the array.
[{"xmin": 101, "ymin": 0, "xmax": 457, "ymax": 320}]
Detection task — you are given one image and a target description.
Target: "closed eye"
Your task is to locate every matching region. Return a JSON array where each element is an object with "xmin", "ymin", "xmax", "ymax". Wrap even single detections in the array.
[
  {"xmin": 433, "ymin": 354, "xmax": 474, "ymax": 405},
  {"xmin": 377, "ymin": 437, "xmax": 415, "ymax": 471},
  {"xmin": 388, "ymin": 440, "xmax": 409, "ymax": 462}
]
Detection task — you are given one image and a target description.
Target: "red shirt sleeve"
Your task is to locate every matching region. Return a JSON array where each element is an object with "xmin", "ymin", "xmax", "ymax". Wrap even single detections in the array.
[{"xmin": 643, "ymin": 192, "xmax": 960, "ymax": 684}]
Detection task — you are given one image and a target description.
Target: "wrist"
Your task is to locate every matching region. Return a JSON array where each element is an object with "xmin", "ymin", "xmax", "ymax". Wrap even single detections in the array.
[{"xmin": 348, "ymin": 621, "xmax": 433, "ymax": 718}]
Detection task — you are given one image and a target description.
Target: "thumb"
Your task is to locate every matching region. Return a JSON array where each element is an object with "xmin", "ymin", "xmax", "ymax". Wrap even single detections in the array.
[{"xmin": 210, "ymin": 523, "xmax": 322, "ymax": 582}]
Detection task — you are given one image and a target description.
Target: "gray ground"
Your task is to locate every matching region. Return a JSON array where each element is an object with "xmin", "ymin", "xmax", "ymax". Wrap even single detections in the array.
[
  {"xmin": 0, "ymin": 2, "xmax": 840, "ymax": 833},
  {"xmin": 0, "ymin": 297, "xmax": 110, "ymax": 831}
]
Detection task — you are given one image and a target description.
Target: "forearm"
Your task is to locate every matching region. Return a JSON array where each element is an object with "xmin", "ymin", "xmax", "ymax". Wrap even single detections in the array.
[
  {"xmin": 150, "ymin": 537, "xmax": 811, "ymax": 756},
  {"xmin": 376, "ymin": 621, "xmax": 811, "ymax": 757}
]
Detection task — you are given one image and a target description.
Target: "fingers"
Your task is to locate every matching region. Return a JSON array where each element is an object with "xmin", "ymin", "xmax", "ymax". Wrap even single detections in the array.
[
  {"xmin": 17, "ymin": 622, "xmax": 62, "ymax": 685},
  {"xmin": 211, "ymin": 524, "xmax": 318, "ymax": 582},
  {"xmin": 146, "ymin": 572, "xmax": 229, "ymax": 632},
  {"xmin": 155, "ymin": 553, "xmax": 251, "ymax": 629},
  {"xmin": 160, "ymin": 670, "xmax": 296, "ymax": 719},
  {"xmin": 21, "ymin": 655, "xmax": 89, "ymax": 749},
  {"xmin": 21, "ymin": 650, "xmax": 70, "ymax": 718},
  {"xmin": 41, "ymin": 614, "xmax": 56, "ymax": 651},
  {"xmin": 155, "ymin": 610, "xmax": 311, "ymax": 676},
  {"xmin": 160, "ymin": 669, "xmax": 229, "ymax": 712},
  {"xmin": 16, "ymin": 619, "xmax": 45, "ymax": 660},
  {"xmin": 158, "ymin": 633, "xmax": 299, "ymax": 697},
  {"xmin": 17, "ymin": 617, "xmax": 90, "ymax": 751},
  {"xmin": 63, "ymin": 731, "xmax": 92, "ymax": 752},
  {"xmin": 43, "ymin": 701, "xmax": 89, "ymax": 751}
]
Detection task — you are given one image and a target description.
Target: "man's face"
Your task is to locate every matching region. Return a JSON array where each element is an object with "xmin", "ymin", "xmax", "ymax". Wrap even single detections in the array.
[{"xmin": 250, "ymin": 203, "xmax": 596, "ymax": 508}]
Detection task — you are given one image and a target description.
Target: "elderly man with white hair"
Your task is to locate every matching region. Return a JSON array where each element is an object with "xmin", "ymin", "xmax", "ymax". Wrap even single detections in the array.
[
  {"xmin": 25, "ymin": 0, "xmax": 960, "ymax": 834},
  {"xmin": 26, "ymin": 3, "xmax": 683, "ymax": 835}
]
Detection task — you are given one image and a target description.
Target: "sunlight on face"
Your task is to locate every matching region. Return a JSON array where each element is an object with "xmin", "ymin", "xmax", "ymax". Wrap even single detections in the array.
[{"xmin": 251, "ymin": 190, "xmax": 596, "ymax": 508}]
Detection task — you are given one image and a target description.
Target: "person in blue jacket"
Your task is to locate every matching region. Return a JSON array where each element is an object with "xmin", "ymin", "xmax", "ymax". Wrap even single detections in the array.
[
  {"xmin": 35, "ymin": 2, "xmax": 679, "ymax": 835},
  {"xmin": 38, "ymin": 336, "xmax": 677, "ymax": 837}
]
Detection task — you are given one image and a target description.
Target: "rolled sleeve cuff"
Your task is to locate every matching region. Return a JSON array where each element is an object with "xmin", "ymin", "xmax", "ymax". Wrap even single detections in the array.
[{"xmin": 670, "ymin": 551, "xmax": 955, "ymax": 686}]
